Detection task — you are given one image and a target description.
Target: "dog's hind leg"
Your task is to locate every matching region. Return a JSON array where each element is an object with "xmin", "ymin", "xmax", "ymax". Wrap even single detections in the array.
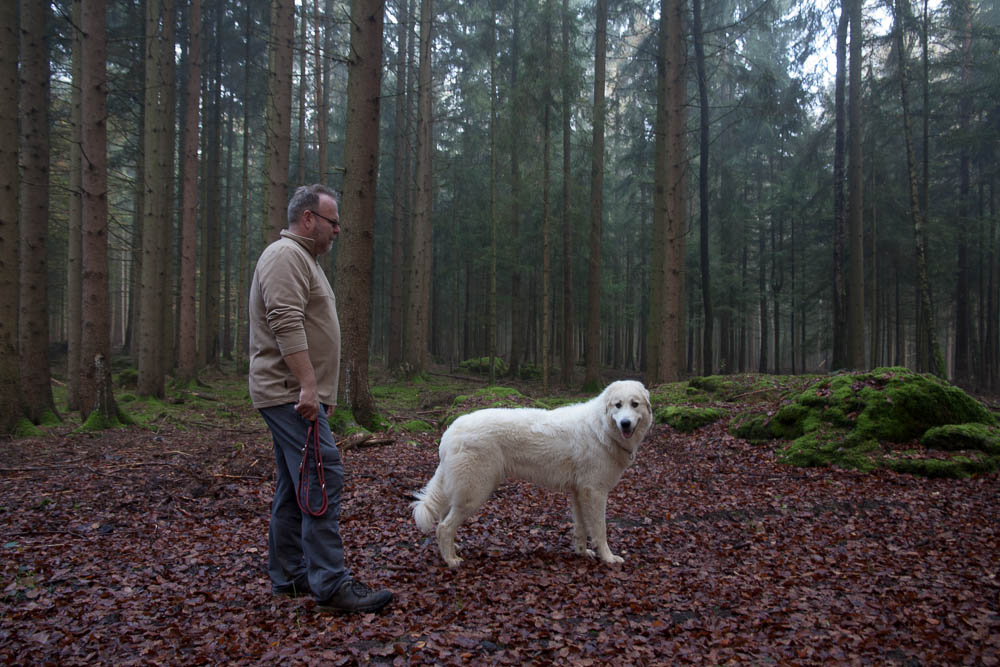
[
  {"xmin": 435, "ymin": 484, "xmax": 493, "ymax": 567},
  {"xmin": 569, "ymin": 492, "xmax": 590, "ymax": 558}
]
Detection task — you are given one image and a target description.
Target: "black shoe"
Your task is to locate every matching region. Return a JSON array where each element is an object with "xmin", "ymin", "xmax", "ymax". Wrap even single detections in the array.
[
  {"xmin": 273, "ymin": 578, "xmax": 312, "ymax": 598},
  {"xmin": 316, "ymin": 579, "xmax": 393, "ymax": 614}
]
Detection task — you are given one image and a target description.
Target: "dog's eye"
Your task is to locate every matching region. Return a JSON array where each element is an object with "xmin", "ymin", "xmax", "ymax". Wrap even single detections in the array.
[
  {"xmin": 615, "ymin": 401, "xmax": 622, "ymax": 409},
  {"xmin": 631, "ymin": 400, "xmax": 639, "ymax": 408}
]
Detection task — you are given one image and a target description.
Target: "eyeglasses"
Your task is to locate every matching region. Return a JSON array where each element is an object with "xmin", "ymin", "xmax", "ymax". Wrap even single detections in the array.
[{"xmin": 309, "ymin": 210, "xmax": 340, "ymax": 228}]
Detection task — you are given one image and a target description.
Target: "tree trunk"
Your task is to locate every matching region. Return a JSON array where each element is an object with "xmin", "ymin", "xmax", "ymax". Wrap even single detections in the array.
[
  {"xmin": 336, "ymin": 0, "xmax": 384, "ymax": 427},
  {"xmin": 584, "ymin": 0, "xmax": 607, "ymax": 391},
  {"xmin": 560, "ymin": 0, "xmax": 574, "ymax": 387},
  {"xmin": 265, "ymin": 0, "xmax": 295, "ymax": 243},
  {"xmin": 541, "ymin": 0, "xmax": 553, "ymax": 393},
  {"xmin": 67, "ymin": 0, "xmax": 84, "ymax": 411},
  {"xmin": 832, "ymin": 1, "xmax": 848, "ymax": 370},
  {"xmin": 80, "ymin": 0, "xmax": 120, "ymax": 424},
  {"xmin": 201, "ymin": 5, "xmax": 222, "ymax": 369},
  {"xmin": 509, "ymin": 0, "xmax": 523, "ymax": 380},
  {"xmin": 177, "ymin": 0, "xmax": 202, "ymax": 386},
  {"xmin": 952, "ymin": 0, "xmax": 972, "ymax": 386},
  {"xmin": 894, "ymin": 0, "xmax": 944, "ymax": 377},
  {"xmin": 297, "ymin": 10, "xmax": 307, "ymax": 184},
  {"xmin": 488, "ymin": 0, "xmax": 499, "ymax": 385},
  {"xmin": 18, "ymin": 0, "xmax": 56, "ymax": 423},
  {"xmin": 137, "ymin": 0, "xmax": 176, "ymax": 398},
  {"xmin": 0, "ymin": 0, "xmax": 22, "ymax": 433},
  {"xmin": 693, "ymin": 0, "xmax": 712, "ymax": 376},
  {"xmin": 388, "ymin": 0, "xmax": 410, "ymax": 370},
  {"xmin": 648, "ymin": 0, "xmax": 687, "ymax": 384},
  {"xmin": 403, "ymin": 0, "xmax": 433, "ymax": 374},
  {"xmin": 847, "ymin": 0, "xmax": 865, "ymax": 370},
  {"xmin": 236, "ymin": 2, "xmax": 253, "ymax": 374}
]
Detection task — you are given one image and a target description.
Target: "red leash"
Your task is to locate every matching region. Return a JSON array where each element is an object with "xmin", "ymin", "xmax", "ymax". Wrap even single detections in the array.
[{"xmin": 297, "ymin": 420, "xmax": 329, "ymax": 517}]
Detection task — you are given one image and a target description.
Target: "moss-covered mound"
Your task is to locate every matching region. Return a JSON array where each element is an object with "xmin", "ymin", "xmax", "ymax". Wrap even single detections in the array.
[
  {"xmin": 398, "ymin": 419, "xmax": 436, "ymax": 433},
  {"xmin": 442, "ymin": 386, "xmax": 541, "ymax": 429},
  {"xmin": 730, "ymin": 367, "xmax": 998, "ymax": 477},
  {"xmin": 328, "ymin": 406, "xmax": 370, "ymax": 437},
  {"xmin": 656, "ymin": 406, "xmax": 726, "ymax": 433},
  {"xmin": 458, "ymin": 357, "xmax": 509, "ymax": 377}
]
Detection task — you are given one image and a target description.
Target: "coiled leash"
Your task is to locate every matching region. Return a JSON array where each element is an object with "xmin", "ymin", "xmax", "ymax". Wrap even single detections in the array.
[{"xmin": 297, "ymin": 419, "xmax": 329, "ymax": 517}]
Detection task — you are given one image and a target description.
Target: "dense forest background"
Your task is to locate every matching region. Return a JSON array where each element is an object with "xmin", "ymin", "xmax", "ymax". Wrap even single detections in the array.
[{"xmin": 1, "ymin": 0, "xmax": 999, "ymax": 432}]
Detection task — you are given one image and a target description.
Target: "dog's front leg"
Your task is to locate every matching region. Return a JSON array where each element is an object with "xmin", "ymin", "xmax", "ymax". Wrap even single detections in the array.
[{"xmin": 574, "ymin": 489, "xmax": 624, "ymax": 564}]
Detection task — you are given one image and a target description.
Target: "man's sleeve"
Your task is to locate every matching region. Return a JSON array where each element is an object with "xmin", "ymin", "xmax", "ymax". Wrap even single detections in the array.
[{"xmin": 257, "ymin": 247, "xmax": 310, "ymax": 357}]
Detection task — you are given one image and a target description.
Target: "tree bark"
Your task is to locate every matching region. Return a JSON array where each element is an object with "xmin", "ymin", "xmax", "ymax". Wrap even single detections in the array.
[
  {"xmin": 0, "ymin": 0, "xmax": 22, "ymax": 433},
  {"xmin": 137, "ymin": 0, "xmax": 176, "ymax": 398},
  {"xmin": 388, "ymin": 0, "xmax": 411, "ymax": 369},
  {"xmin": 584, "ymin": 0, "xmax": 607, "ymax": 391},
  {"xmin": 952, "ymin": 0, "xmax": 972, "ymax": 386},
  {"xmin": 177, "ymin": 0, "xmax": 202, "ymax": 386},
  {"xmin": 560, "ymin": 0, "xmax": 574, "ymax": 387},
  {"xmin": 336, "ymin": 0, "xmax": 384, "ymax": 427},
  {"xmin": 67, "ymin": 0, "xmax": 84, "ymax": 411},
  {"xmin": 648, "ymin": 0, "xmax": 687, "ymax": 384},
  {"xmin": 403, "ymin": 0, "xmax": 434, "ymax": 374},
  {"xmin": 832, "ymin": 1, "xmax": 848, "ymax": 370},
  {"xmin": 265, "ymin": 0, "xmax": 295, "ymax": 242},
  {"xmin": 541, "ymin": 0, "xmax": 553, "ymax": 393},
  {"xmin": 488, "ymin": 0, "xmax": 499, "ymax": 385},
  {"xmin": 847, "ymin": 0, "xmax": 866, "ymax": 370},
  {"xmin": 894, "ymin": 0, "xmax": 944, "ymax": 377},
  {"xmin": 693, "ymin": 0, "xmax": 712, "ymax": 376},
  {"xmin": 80, "ymin": 0, "xmax": 120, "ymax": 423},
  {"xmin": 18, "ymin": 0, "xmax": 56, "ymax": 423},
  {"xmin": 509, "ymin": 0, "xmax": 523, "ymax": 380}
]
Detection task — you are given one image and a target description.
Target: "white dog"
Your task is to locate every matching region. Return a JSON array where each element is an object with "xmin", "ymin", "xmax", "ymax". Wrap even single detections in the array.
[{"xmin": 412, "ymin": 380, "xmax": 652, "ymax": 567}]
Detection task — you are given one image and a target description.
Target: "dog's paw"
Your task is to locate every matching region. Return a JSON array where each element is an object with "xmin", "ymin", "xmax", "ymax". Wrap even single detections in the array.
[
  {"xmin": 444, "ymin": 556, "xmax": 464, "ymax": 567},
  {"xmin": 602, "ymin": 554, "xmax": 625, "ymax": 565}
]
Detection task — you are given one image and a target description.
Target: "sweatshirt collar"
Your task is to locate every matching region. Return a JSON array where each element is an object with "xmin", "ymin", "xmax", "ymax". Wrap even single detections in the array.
[{"xmin": 280, "ymin": 229, "xmax": 317, "ymax": 256}]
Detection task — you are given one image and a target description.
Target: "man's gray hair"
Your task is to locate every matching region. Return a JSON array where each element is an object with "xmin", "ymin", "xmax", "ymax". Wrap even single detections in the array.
[{"xmin": 287, "ymin": 184, "xmax": 338, "ymax": 227}]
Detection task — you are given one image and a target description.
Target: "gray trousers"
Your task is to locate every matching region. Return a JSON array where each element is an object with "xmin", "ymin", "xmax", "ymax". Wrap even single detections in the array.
[{"xmin": 260, "ymin": 404, "xmax": 350, "ymax": 601}]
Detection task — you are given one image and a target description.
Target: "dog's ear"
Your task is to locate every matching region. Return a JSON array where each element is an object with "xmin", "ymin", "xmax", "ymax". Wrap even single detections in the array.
[{"xmin": 642, "ymin": 386, "xmax": 652, "ymax": 416}]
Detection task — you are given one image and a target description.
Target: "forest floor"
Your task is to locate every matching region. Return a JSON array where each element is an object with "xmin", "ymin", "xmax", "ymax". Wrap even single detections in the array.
[{"xmin": 1, "ymin": 367, "xmax": 998, "ymax": 665}]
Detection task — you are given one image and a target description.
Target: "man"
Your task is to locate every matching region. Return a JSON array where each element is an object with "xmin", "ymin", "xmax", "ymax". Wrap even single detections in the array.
[{"xmin": 249, "ymin": 184, "xmax": 392, "ymax": 613}]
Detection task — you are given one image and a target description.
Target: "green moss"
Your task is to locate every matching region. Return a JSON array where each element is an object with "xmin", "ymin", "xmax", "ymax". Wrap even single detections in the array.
[
  {"xmin": 730, "ymin": 413, "xmax": 773, "ymax": 444},
  {"xmin": 443, "ymin": 386, "xmax": 532, "ymax": 428},
  {"xmin": 116, "ymin": 368, "xmax": 138, "ymax": 389},
  {"xmin": 13, "ymin": 418, "xmax": 44, "ymax": 437},
  {"xmin": 399, "ymin": 419, "xmax": 436, "ymax": 433},
  {"xmin": 885, "ymin": 456, "xmax": 998, "ymax": 479},
  {"xmin": 328, "ymin": 406, "xmax": 369, "ymax": 436},
  {"xmin": 36, "ymin": 408, "xmax": 61, "ymax": 427},
  {"xmin": 853, "ymin": 369, "xmax": 994, "ymax": 442},
  {"xmin": 459, "ymin": 356, "xmax": 509, "ymax": 377},
  {"xmin": 778, "ymin": 429, "xmax": 877, "ymax": 472},
  {"xmin": 76, "ymin": 406, "xmax": 132, "ymax": 433},
  {"xmin": 730, "ymin": 367, "xmax": 996, "ymax": 478},
  {"xmin": 921, "ymin": 423, "xmax": 1000, "ymax": 454},
  {"xmin": 656, "ymin": 406, "xmax": 725, "ymax": 433}
]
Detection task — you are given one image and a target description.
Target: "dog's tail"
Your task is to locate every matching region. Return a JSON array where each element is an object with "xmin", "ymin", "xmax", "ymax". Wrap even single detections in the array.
[{"xmin": 411, "ymin": 467, "xmax": 447, "ymax": 534}]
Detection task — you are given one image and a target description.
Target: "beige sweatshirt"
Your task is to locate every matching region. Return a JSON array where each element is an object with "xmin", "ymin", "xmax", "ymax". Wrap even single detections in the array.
[{"xmin": 248, "ymin": 230, "xmax": 341, "ymax": 409}]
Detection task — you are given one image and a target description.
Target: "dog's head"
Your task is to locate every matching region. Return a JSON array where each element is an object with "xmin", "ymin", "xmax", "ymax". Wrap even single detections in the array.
[{"xmin": 604, "ymin": 380, "xmax": 652, "ymax": 442}]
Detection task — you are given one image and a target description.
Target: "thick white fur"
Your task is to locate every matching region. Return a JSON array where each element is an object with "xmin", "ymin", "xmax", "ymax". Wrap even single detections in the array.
[{"xmin": 412, "ymin": 380, "xmax": 652, "ymax": 567}]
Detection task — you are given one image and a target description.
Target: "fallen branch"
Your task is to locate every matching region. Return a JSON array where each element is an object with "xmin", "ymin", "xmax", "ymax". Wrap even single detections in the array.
[{"xmin": 339, "ymin": 434, "xmax": 395, "ymax": 451}]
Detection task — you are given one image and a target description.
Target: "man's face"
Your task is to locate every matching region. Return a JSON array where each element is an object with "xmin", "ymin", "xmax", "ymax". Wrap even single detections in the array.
[{"xmin": 307, "ymin": 196, "xmax": 340, "ymax": 255}]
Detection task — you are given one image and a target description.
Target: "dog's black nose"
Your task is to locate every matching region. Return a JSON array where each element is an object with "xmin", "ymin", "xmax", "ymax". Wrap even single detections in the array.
[{"xmin": 621, "ymin": 419, "xmax": 632, "ymax": 431}]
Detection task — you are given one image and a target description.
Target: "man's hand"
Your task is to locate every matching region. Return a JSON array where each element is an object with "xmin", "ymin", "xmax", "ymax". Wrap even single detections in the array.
[
  {"xmin": 295, "ymin": 385, "xmax": 320, "ymax": 422},
  {"xmin": 284, "ymin": 349, "xmax": 320, "ymax": 422}
]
